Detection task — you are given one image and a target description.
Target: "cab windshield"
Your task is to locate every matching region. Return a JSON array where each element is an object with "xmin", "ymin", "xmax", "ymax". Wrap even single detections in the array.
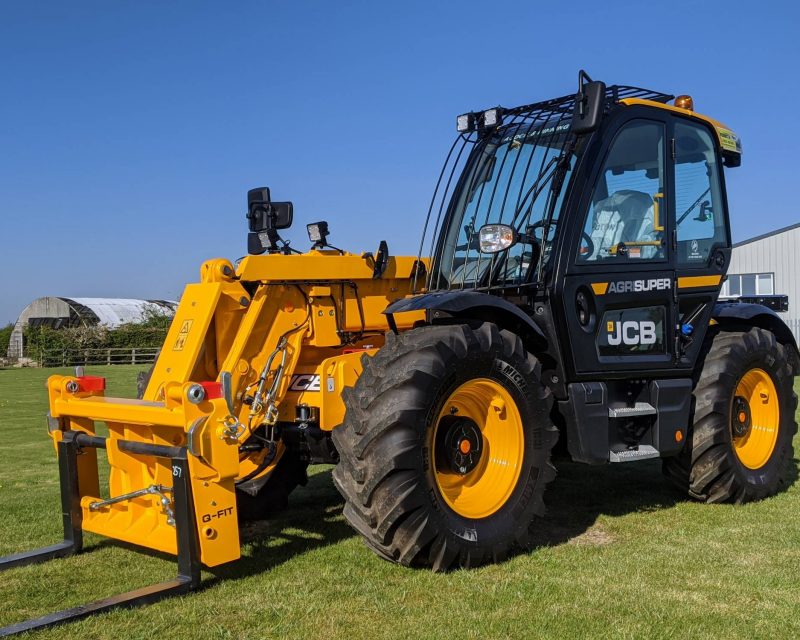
[{"xmin": 430, "ymin": 119, "xmax": 576, "ymax": 289}]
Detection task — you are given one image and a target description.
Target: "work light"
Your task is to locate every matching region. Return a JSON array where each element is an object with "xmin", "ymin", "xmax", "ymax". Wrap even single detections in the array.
[
  {"xmin": 481, "ymin": 107, "xmax": 503, "ymax": 129},
  {"xmin": 307, "ymin": 221, "xmax": 330, "ymax": 246},
  {"xmin": 456, "ymin": 113, "xmax": 475, "ymax": 133}
]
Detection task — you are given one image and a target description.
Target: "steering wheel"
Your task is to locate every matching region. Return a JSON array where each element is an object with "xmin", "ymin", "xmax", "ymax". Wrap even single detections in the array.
[
  {"xmin": 527, "ymin": 219, "xmax": 595, "ymax": 258},
  {"xmin": 527, "ymin": 219, "xmax": 557, "ymax": 243}
]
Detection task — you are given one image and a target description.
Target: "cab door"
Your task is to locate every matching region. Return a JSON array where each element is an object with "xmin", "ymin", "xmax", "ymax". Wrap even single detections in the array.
[
  {"xmin": 558, "ymin": 117, "xmax": 678, "ymax": 377},
  {"xmin": 671, "ymin": 116, "xmax": 731, "ymax": 367}
]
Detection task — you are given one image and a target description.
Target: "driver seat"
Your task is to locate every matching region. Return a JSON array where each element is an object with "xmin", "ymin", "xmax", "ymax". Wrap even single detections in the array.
[{"xmin": 587, "ymin": 189, "xmax": 660, "ymax": 260}]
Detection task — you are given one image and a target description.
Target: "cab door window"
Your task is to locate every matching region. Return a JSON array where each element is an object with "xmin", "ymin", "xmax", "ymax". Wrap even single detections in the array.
[
  {"xmin": 578, "ymin": 120, "xmax": 667, "ymax": 262},
  {"xmin": 674, "ymin": 121, "xmax": 727, "ymax": 266}
]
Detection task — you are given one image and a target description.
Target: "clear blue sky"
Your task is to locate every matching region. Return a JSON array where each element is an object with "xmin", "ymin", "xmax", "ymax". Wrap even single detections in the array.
[{"xmin": 1, "ymin": 1, "xmax": 798, "ymax": 324}]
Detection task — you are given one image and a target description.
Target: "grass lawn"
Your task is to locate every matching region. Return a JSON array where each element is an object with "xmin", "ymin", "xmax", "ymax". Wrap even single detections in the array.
[{"xmin": 0, "ymin": 365, "xmax": 798, "ymax": 639}]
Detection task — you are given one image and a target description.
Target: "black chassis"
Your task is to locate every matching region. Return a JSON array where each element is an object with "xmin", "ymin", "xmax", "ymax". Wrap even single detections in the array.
[{"xmin": 386, "ymin": 101, "xmax": 799, "ymax": 465}]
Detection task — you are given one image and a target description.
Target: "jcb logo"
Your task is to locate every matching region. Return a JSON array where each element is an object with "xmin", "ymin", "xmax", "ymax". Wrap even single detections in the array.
[
  {"xmin": 288, "ymin": 374, "xmax": 321, "ymax": 392},
  {"xmin": 607, "ymin": 320, "xmax": 657, "ymax": 346}
]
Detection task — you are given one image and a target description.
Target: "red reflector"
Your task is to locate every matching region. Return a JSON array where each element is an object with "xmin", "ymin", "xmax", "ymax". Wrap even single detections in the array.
[
  {"xmin": 200, "ymin": 382, "xmax": 223, "ymax": 400},
  {"xmin": 77, "ymin": 376, "xmax": 106, "ymax": 393}
]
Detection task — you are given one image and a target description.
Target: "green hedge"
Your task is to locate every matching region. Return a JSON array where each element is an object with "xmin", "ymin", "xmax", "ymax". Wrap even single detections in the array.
[
  {"xmin": 23, "ymin": 313, "xmax": 173, "ymax": 356},
  {"xmin": 0, "ymin": 324, "xmax": 12, "ymax": 352}
]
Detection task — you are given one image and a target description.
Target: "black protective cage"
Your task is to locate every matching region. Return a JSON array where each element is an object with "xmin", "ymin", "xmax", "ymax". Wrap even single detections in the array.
[{"xmin": 416, "ymin": 84, "xmax": 674, "ymax": 294}]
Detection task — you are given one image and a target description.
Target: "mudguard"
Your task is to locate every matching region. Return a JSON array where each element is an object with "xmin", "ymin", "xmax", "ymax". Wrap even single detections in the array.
[
  {"xmin": 385, "ymin": 290, "xmax": 547, "ymax": 348},
  {"xmin": 713, "ymin": 300, "xmax": 799, "ymax": 354}
]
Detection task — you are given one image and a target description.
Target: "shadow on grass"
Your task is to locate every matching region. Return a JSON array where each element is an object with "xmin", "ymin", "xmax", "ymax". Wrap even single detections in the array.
[
  {"xmin": 529, "ymin": 456, "xmax": 680, "ymax": 548},
  {"xmin": 207, "ymin": 469, "xmax": 352, "ymax": 584},
  {"xmin": 532, "ymin": 450, "xmax": 800, "ymax": 549},
  {"xmin": 208, "ymin": 457, "xmax": 692, "ymax": 579},
  {"xmin": 82, "ymin": 450, "xmax": 800, "ymax": 583}
]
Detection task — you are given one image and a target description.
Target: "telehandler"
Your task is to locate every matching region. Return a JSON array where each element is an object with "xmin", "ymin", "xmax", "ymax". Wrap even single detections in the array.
[{"xmin": 1, "ymin": 71, "xmax": 796, "ymax": 636}]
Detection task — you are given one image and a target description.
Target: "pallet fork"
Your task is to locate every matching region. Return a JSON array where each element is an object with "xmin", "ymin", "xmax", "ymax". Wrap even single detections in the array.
[{"xmin": 0, "ymin": 431, "xmax": 201, "ymax": 637}]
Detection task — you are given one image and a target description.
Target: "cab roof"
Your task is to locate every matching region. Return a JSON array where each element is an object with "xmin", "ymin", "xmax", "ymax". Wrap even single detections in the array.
[{"xmin": 619, "ymin": 97, "xmax": 742, "ymax": 164}]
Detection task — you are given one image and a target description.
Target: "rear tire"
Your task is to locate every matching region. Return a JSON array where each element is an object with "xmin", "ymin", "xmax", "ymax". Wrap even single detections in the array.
[
  {"xmin": 664, "ymin": 327, "xmax": 797, "ymax": 503},
  {"xmin": 332, "ymin": 322, "xmax": 557, "ymax": 571},
  {"xmin": 235, "ymin": 450, "xmax": 309, "ymax": 520},
  {"xmin": 136, "ymin": 365, "xmax": 154, "ymax": 400}
]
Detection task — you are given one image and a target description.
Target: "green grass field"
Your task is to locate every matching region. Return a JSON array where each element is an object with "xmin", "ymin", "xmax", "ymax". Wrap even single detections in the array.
[{"xmin": 0, "ymin": 365, "xmax": 798, "ymax": 639}]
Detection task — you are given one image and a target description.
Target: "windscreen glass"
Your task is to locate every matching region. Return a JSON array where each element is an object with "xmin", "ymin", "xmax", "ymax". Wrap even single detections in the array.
[{"xmin": 430, "ymin": 119, "xmax": 575, "ymax": 289}]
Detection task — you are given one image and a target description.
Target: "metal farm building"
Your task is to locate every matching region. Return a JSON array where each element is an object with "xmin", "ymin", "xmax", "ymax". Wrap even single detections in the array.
[{"xmin": 723, "ymin": 222, "xmax": 800, "ymax": 341}]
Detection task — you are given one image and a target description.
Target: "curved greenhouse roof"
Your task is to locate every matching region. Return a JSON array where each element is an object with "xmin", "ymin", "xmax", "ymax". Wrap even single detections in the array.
[{"xmin": 60, "ymin": 298, "xmax": 176, "ymax": 328}]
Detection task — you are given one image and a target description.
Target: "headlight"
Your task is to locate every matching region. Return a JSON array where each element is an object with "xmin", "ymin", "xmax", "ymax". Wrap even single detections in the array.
[{"xmin": 479, "ymin": 224, "xmax": 517, "ymax": 253}]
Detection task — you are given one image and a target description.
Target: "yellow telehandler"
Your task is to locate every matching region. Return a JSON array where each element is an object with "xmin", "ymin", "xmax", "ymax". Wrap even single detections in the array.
[{"xmin": 1, "ymin": 72, "xmax": 796, "ymax": 636}]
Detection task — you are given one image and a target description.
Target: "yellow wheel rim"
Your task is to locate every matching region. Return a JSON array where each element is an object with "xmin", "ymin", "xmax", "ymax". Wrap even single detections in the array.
[
  {"xmin": 732, "ymin": 368, "xmax": 780, "ymax": 470},
  {"xmin": 432, "ymin": 378, "xmax": 524, "ymax": 519}
]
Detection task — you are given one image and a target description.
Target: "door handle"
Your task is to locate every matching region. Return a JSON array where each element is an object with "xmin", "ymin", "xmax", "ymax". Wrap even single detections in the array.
[{"xmin": 653, "ymin": 193, "xmax": 665, "ymax": 232}]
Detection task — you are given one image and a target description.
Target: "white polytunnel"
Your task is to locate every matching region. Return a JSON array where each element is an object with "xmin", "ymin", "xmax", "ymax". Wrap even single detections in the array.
[{"xmin": 6, "ymin": 297, "xmax": 178, "ymax": 359}]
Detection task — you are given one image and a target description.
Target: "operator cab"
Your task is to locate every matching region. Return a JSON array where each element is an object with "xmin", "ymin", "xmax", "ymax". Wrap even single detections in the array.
[
  {"xmin": 413, "ymin": 73, "xmax": 743, "ymax": 385},
  {"xmin": 391, "ymin": 71, "xmax": 751, "ymax": 464}
]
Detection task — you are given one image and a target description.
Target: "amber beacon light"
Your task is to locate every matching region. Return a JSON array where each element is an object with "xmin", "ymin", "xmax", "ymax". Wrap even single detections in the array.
[{"xmin": 674, "ymin": 94, "xmax": 694, "ymax": 110}]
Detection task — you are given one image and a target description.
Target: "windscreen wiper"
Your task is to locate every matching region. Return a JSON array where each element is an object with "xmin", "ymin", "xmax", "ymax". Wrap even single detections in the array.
[
  {"xmin": 477, "ymin": 153, "xmax": 568, "ymax": 288},
  {"xmin": 510, "ymin": 154, "xmax": 561, "ymax": 225}
]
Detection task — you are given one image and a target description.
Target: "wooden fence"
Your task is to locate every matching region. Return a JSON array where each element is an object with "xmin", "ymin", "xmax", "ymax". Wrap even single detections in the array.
[{"xmin": 31, "ymin": 347, "xmax": 160, "ymax": 368}]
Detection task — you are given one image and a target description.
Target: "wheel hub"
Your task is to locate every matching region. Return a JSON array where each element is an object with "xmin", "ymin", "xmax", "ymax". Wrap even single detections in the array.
[
  {"xmin": 431, "ymin": 378, "xmax": 525, "ymax": 519},
  {"xmin": 731, "ymin": 395, "xmax": 751, "ymax": 438},
  {"xmin": 437, "ymin": 416, "xmax": 482, "ymax": 475},
  {"xmin": 731, "ymin": 368, "xmax": 780, "ymax": 470}
]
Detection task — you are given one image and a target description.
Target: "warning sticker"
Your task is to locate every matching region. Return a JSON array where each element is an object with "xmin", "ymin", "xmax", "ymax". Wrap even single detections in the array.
[
  {"xmin": 687, "ymin": 238, "xmax": 704, "ymax": 261},
  {"xmin": 716, "ymin": 127, "xmax": 742, "ymax": 154},
  {"xmin": 173, "ymin": 320, "xmax": 193, "ymax": 351}
]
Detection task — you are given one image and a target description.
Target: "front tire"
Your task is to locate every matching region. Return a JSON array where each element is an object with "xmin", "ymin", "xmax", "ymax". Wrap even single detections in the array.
[
  {"xmin": 332, "ymin": 322, "xmax": 557, "ymax": 571},
  {"xmin": 664, "ymin": 327, "xmax": 797, "ymax": 502}
]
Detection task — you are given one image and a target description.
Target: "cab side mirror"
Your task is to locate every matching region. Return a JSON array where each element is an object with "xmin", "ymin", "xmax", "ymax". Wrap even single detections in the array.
[
  {"xmin": 572, "ymin": 71, "xmax": 606, "ymax": 135},
  {"xmin": 247, "ymin": 187, "xmax": 293, "ymax": 231},
  {"xmin": 246, "ymin": 187, "xmax": 294, "ymax": 255}
]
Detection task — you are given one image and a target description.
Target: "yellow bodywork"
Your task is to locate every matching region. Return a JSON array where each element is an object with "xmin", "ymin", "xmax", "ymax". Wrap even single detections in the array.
[{"xmin": 46, "ymin": 250, "xmax": 424, "ymax": 567}]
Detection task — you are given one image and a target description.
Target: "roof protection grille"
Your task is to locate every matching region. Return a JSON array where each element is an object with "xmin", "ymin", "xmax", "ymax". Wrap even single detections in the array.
[{"xmin": 500, "ymin": 84, "xmax": 674, "ymax": 119}]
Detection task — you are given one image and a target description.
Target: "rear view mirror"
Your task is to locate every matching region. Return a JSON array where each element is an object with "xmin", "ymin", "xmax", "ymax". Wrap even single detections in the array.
[
  {"xmin": 571, "ymin": 71, "xmax": 606, "ymax": 135},
  {"xmin": 246, "ymin": 187, "xmax": 294, "ymax": 255},
  {"xmin": 247, "ymin": 187, "xmax": 293, "ymax": 231}
]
